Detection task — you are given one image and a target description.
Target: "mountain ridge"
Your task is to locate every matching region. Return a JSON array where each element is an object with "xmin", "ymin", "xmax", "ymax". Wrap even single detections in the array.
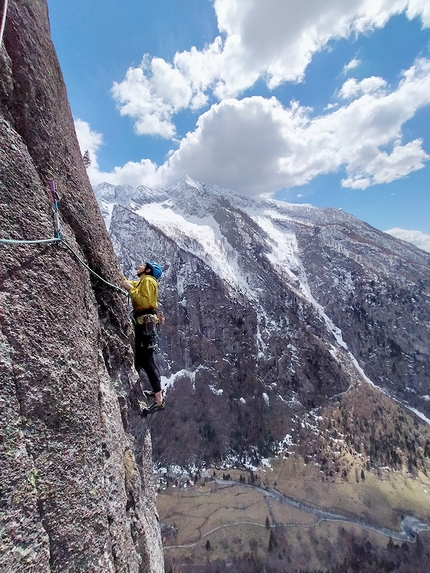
[{"xmin": 94, "ymin": 176, "xmax": 430, "ymax": 471}]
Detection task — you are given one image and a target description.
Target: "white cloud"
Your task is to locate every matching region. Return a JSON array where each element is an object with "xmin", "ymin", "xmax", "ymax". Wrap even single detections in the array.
[
  {"xmin": 160, "ymin": 97, "xmax": 290, "ymax": 194},
  {"xmin": 78, "ymin": 0, "xmax": 430, "ymax": 198},
  {"xmin": 342, "ymin": 58, "xmax": 361, "ymax": 74},
  {"xmin": 74, "ymin": 119, "xmax": 106, "ymax": 184},
  {"xmin": 90, "ymin": 157, "xmax": 163, "ymax": 190},
  {"xmin": 162, "ymin": 58, "xmax": 430, "ymax": 194},
  {"xmin": 79, "ymin": 57, "xmax": 430, "ymax": 195},
  {"xmin": 385, "ymin": 228, "xmax": 430, "ymax": 252},
  {"xmin": 111, "ymin": 0, "xmax": 430, "ymax": 136},
  {"xmin": 405, "ymin": 0, "xmax": 430, "ymax": 26},
  {"xmin": 74, "ymin": 119, "xmax": 163, "ymax": 188},
  {"xmin": 338, "ymin": 76, "xmax": 387, "ymax": 99},
  {"xmin": 74, "ymin": 118, "xmax": 103, "ymax": 165},
  {"xmin": 97, "ymin": 159, "xmax": 163, "ymax": 190},
  {"xmin": 111, "ymin": 57, "xmax": 194, "ymax": 138}
]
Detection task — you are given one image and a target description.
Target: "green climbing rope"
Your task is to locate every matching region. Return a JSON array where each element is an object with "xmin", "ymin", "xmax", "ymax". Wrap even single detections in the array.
[
  {"xmin": 0, "ymin": 236, "xmax": 128, "ymax": 296},
  {"xmin": 1, "ymin": 178, "xmax": 127, "ymax": 295},
  {"xmin": 58, "ymin": 239, "xmax": 128, "ymax": 295},
  {"xmin": 0, "ymin": 237, "xmax": 61, "ymax": 245}
]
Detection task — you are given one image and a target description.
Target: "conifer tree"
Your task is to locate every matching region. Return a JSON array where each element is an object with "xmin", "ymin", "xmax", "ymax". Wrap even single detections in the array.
[{"xmin": 82, "ymin": 150, "xmax": 91, "ymax": 168}]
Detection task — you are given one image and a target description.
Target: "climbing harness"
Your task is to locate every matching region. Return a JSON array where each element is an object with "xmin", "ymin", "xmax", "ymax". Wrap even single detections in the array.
[
  {"xmin": 136, "ymin": 312, "xmax": 159, "ymax": 334},
  {"xmin": 133, "ymin": 311, "xmax": 161, "ymax": 352},
  {"xmin": 0, "ymin": 179, "xmax": 128, "ymax": 296},
  {"xmin": 0, "ymin": 0, "xmax": 8, "ymax": 49}
]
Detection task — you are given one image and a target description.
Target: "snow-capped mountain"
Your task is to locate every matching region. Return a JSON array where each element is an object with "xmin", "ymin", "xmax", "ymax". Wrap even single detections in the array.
[{"xmin": 94, "ymin": 177, "xmax": 430, "ymax": 468}]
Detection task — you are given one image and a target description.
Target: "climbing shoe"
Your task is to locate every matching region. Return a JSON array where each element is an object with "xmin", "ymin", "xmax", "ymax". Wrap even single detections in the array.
[{"xmin": 141, "ymin": 399, "xmax": 166, "ymax": 416}]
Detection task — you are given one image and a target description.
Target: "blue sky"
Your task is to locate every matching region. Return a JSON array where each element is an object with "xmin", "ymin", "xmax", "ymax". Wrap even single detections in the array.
[{"xmin": 47, "ymin": 0, "xmax": 430, "ymax": 250}]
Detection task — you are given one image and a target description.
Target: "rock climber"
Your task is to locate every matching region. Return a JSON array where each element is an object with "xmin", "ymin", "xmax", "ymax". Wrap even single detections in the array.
[{"xmin": 122, "ymin": 261, "xmax": 165, "ymax": 413}]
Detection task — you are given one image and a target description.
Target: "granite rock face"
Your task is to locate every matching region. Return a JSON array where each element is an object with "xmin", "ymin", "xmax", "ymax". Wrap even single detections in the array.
[{"xmin": 0, "ymin": 2, "xmax": 163, "ymax": 572}]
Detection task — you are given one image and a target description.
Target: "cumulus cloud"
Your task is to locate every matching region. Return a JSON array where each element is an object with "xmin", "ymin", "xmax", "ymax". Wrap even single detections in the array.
[
  {"xmin": 75, "ymin": 118, "xmax": 103, "ymax": 164},
  {"xmin": 111, "ymin": 57, "xmax": 194, "ymax": 138},
  {"xmin": 159, "ymin": 97, "xmax": 289, "ymax": 194},
  {"xmin": 79, "ymin": 56, "xmax": 430, "ymax": 195},
  {"xmin": 111, "ymin": 0, "xmax": 430, "ymax": 137},
  {"xmin": 160, "ymin": 58, "xmax": 430, "ymax": 194},
  {"xmin": 94, "ymin": 159, "xmax": 164, "ymax": 190},
  {"xmin": 78, "ymin": 0, "xmax": 430, "ymax": 199},
  {"xmin": 74, "ymin": 118, "xmax": 163, "ymax": 188},
  {"xmin": 74, "ymin": 119, "xmax": 106, "ymax": 184},
  {"xmin": 342, "ymin": 58, "xmax": 361, "ymax": 74},
  {"xmin": 338, "ymin": 76, "xmax": 387, "ymax": 99},
  {"xmin": 385, "ymin": 228, "xmax": 430, "ymax": 252}
]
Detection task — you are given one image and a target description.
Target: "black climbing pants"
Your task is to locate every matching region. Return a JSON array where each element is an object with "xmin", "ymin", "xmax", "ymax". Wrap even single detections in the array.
[{"xmin": 134, "ymin": 324, "xmax": 161, "ymax": 394}]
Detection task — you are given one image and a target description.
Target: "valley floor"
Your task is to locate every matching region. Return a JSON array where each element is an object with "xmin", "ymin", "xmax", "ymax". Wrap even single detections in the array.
[{"xmin": 157, "ymin": 456, "xmax": 430, "ymax": 572}]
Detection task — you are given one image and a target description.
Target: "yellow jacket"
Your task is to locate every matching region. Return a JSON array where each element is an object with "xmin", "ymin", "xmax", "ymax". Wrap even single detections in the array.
[{"xmin": 126, "ymin": 275, "xmax": 158, "ymax": 311}]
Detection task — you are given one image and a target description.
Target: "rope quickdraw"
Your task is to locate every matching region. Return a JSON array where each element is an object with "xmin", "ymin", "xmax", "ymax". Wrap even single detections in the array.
[
  {"xmin": 48, "ymin": 179, "xmax": 62, "ymax": 239},
  {"xmin": 0, "ymin": 179, "xmax": 128, "ymax": 296}
]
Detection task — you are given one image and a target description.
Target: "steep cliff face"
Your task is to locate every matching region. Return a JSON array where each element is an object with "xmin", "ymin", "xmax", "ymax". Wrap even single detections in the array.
[{"xmin": 0, "ymin": 2, "xmax": 163, "ymax": 572}]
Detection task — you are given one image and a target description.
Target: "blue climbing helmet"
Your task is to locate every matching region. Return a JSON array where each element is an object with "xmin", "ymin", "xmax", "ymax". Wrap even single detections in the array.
[{"xmin": 146, "ymin": 260, "xmax": 162, "ymax": 279}]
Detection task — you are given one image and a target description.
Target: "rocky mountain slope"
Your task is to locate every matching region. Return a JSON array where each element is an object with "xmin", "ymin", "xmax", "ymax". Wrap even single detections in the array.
[
  {"xmin": 0, "ymin": 2, "xmax": 163, "ymax": 572},
  {"xmin": 94, "ymin": 177, "xmax": 430, "ymax": 472}
]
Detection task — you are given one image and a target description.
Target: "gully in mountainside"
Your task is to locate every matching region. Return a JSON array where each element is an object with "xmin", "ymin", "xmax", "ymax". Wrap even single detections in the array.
[{"xmin": 122, "ymin": 261, "xmax": 165, "ymax": 414}]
